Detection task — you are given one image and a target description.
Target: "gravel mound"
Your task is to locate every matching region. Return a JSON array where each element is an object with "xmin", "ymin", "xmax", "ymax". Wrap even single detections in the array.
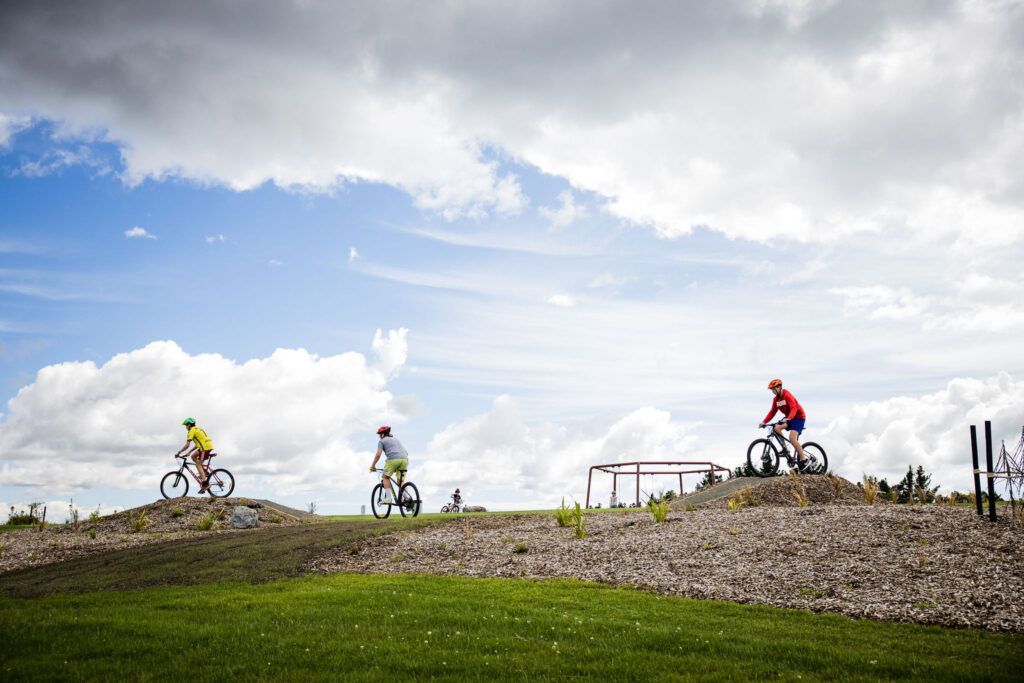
[
  {"xmin": 0, "ymin": 497, "xmax": 312, "ymax": 575},
  {"xmin": 677, "ymin": 474, "xmax": 866, "ymax": 509},
  {"xmin": 310, "ymin": 505, "xmax": 1024, "ymax": 632}
]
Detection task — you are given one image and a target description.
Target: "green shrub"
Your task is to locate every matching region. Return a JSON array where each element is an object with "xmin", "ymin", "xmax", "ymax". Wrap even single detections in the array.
[
  {"xmin": 88, "ymin": 528, "xmax": 97, "ymax": 539},
  {"xmin": 512, "ymin": 542, "xmax": 528, "ymax": 554},
  {"xmin": 572, "ymin": 502, "xmax": 586, "ymax": 539},
  {"xmin": 169, "ymin": 507, "xmax": 184, "ymax": 518},
  {"xmin": 88, "ymin": 507, "xmax": 102, "ymax": 523},
  {"xmin": 684, "ymin": 503, "xmax": 696, "ymax": 512},
  {"xmin": 197, "ymin": 513, "xmax": 215, "ymax": 531},
  {"xmin": 554, "ymin": 498, "xmax": 572, "ymax": 528}
]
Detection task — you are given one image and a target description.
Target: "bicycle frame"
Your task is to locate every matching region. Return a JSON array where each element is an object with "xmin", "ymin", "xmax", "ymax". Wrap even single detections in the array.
[{"xmin": 174, "ymin": 455, "xmax": 224, "ymax": 487}]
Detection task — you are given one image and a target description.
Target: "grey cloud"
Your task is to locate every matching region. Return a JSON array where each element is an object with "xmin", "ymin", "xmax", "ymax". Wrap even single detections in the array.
[{"xmin": 0, "ymin": 1, "xmax": 1021, "ymax": 241}]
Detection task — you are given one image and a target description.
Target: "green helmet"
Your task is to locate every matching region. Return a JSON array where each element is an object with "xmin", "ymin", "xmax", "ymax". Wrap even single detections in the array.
[{"xmin": 182, "ymin": 417, "xmax": 196, "ymax": 426}]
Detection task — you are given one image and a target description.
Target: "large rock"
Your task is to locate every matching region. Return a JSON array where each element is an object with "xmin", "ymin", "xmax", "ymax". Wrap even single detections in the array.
[
  {"xmin": 463, "ymin": 505, "xmax": 487, "ymax": 512},
  {"xmin": 231, "ymin": 506, "xmax": 259, "ymax": 529}
]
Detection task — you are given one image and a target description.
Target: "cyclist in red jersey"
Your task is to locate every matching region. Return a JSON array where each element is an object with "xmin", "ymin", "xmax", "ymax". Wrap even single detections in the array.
[{"xmin": 759, "ymin": 379, "xmax": 811, "ymax": 471}]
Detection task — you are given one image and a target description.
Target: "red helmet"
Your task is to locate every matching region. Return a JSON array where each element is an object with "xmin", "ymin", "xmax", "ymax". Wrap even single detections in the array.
[
  {"xmin": 768, "ymin": 378, "xmax": 782, "ymax": 389},
  {"xmin": 376, "ymin": 425, "xmax": 390, "ymax": 435}
]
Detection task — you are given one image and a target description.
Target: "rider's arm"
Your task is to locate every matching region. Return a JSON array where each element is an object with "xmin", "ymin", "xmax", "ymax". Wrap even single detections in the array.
[
  {"xmin": 369, "ymin": 446, "xmax": 382, "ymax": 471},
  {"xmin": 175, "ymin": 439, "xmax": 192, "ymax": 456},
  {"xmin": 762, "ymin": 403, "xmax": 778, "ymax": 425}
]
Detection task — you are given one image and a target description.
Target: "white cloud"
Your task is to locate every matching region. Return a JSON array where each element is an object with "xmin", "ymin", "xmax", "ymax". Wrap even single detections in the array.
[
  {"xmin": 124, "ymin": 226, "xmax": 157, "ymax": 240},
  {"xmin": 829, "ymin": 285, "xmax": 930, "ymax": 320},
  {"xmin": 545, "ymin": 294, "xmax": 576, "ymax": 308},
  {"xmin": 822, "ymin": 373, "xmax": 1024, "ymax": 493},
  {"xmin": 1, "ymin": 2, "xmax": 1019, "ymax": 242},
  {"xmin": 268, "ymin": 259, "xmax": 284, "ymax": 267},
  {"xmin": 205, "ymin": 234, "xmax": 226, "ymax": 244},
  {"xmin": 15, "ymin": 146, "xmax": 111, "ymax": 178},
  {"xmin": 418, "ymin": 395, "xmax": 699, "ymax": 503},
  {"xmin": 0, "ymin": 332, "xmax": 412, "ymax": 497},
  {"xmin": 348, "ymin": 247, "xmax": 360, "ymax": 263},
  {"xmin": 588, "ymin": 274, "xmax": 630, "ymax": 290},
  {"xmin": 539, "ymin": 190, "xmax": 586, "ymax": 229},
  {"xmin": 0, "ymin": 113, "xmax": 31, "ymax": 148}
]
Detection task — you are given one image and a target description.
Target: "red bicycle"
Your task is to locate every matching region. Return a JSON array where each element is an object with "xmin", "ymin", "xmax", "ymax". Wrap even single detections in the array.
[{"xmin": 160, "ymin": 453, "xmax": 235, "ymax": 498}]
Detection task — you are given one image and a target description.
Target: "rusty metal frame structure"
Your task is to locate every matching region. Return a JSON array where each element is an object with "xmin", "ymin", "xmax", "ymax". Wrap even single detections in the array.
[{"xmin": 585, "ymin": 460, "xmax": 733, "ymax": 508}]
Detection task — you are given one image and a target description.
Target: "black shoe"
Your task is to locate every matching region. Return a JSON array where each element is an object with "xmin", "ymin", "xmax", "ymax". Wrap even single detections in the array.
[{"xmin": 797, "ymin": 459, "xmax": 810, "ymax": 473}]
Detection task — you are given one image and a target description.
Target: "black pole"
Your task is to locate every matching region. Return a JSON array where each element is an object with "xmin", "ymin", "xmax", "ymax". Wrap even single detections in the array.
[
  {"xmin": 971, "ymin": 425, "xmax": 983, "ymax": 516},
  {"xmin": 985, "ymin": 420, "xmax": 997, "ymax": 522}
]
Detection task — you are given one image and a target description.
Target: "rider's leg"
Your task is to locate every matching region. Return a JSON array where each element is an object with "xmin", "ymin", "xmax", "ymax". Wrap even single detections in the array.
[
  {"xmin": 789, "ymin": 430, "xmax": 807, "ymax": 461},
  {"xmin": 191, "ymin": 452, "xmax": 207, "ymax": 483}
]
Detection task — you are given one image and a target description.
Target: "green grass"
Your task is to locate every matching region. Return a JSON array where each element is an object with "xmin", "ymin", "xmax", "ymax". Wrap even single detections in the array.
[
  {"xmin": 0, "ymin": 524, "xmax": 33, "ymax": 533},
  {"xmin": 0, "ymin": 517, "xmax": 447, "ymax": 598},
  {"xmin": 0, "ymin": 573, "xmax": 1020, "ymax": 681}
]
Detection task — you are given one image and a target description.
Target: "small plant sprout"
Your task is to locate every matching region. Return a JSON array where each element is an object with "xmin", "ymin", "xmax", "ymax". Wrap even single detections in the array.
[
  {"xmin": 572, "ymin": 501, "xmax": 586, "ymax": 539},
  {"xmin": 170, "ymin": 507, "xmax": 184, "ymax": 518},
  {"xmin": 555, "ymin": 498, "xmax": 573, "ymax": 528},
  {"xmin": 88, "ymin": 528, "xmax": 97, "ymax": 539},
  {"xmin": 889, "ymin": 488, "xmax": 900, "ymax": 504},
  {"xmin": 647, "ymin": 496, "xmax": 670, "ymax": 523},
  {"xmin": 89, "ymin": 506, "xmax": 102, "ymax": 523},
  {"xmin": 130, "ymin": 509, "xmax": 150, "ymax": 532},
  {"xmin": 197, "ymin": 513, "xmax": 215, "ymax": 531},
  {"xmin": 512, "ymin": 542, "xmax": 528, "ymax": 554},
  {"xmin": 728, "ymin": 527, "xmax": 741, "ymax": 536},
  {"xmin": 685, "ymin": 503, "xmax": 696, "ymax": 512}
]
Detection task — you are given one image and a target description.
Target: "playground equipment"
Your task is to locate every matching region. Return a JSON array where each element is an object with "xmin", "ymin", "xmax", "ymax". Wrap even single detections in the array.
[
  {"xmin": 969, "ymin": 421, "xmax": 1024, "ymax": 522},
  {"xmin": 584, "ymin": 461, "xmax": 732, "ymax": 508}
]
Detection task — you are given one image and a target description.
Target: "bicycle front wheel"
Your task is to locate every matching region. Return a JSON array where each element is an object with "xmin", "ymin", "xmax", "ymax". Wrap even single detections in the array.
[
  {"xmin": 800, "ymin": 442, "xmax": 828, "ymax": 474},
  {"xmin": 371, "ymin": 484, "xmax": 391, "ymax": 519},
  {"xmin": 205, "ymin": 469, "xmax": 235, "ymax": 498},
  {"xmin": 399, "ymin": 482, "xmax": 421, "ymax": 518},
  {"xmin": 746, "ymin": 439, "xmax": 780, "ymax": 477},
  {"xmin": 440, "ymin": 503, "xmax": 451, "ymax": 513},
  {"xmin": 160, "ymin": 471, "xmax": 189, "ymax": 499}
]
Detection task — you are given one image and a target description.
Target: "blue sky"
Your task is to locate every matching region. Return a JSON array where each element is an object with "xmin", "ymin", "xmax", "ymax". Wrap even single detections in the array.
[{"xmin": 2, "ymin": 1, "xmax": 1023, "ymax": 517}]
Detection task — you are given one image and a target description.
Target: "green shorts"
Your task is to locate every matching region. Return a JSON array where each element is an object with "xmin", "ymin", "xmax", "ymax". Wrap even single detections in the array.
[{"xmin": 384, "ymin": 458, "xmax": 408, "ymax": 480}]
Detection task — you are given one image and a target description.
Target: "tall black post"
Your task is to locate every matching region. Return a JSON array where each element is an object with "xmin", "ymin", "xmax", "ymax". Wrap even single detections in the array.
[
  {"xmin": 985, "ymin": 420, "xmax": 997, "ymax": 522},
  {"xmin": 971, "ymin": 425, "xmax": 983, "ymax": 516}
]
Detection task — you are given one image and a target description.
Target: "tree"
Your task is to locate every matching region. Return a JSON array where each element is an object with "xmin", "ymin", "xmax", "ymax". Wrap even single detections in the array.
[
  {"xmin": 877, "ymin": 478, "xmax": 891, "ymax": 494},
  {"xmin": 914, "ymin": 465, "xmax": 940, "ymax": 503},
  {"xmin": 896, "ymin": 466, "xmax": 915, "ymax": 503}
]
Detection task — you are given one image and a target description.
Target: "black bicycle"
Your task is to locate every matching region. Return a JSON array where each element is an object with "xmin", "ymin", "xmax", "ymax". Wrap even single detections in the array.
[
  {"xmin": 747, "ymin": 421, "xmax": 828, "ymax": 477},
  {"xmin": 160, "ymin": 453, "xmax": 235, "ymax": 498},
  {"xmin": 370, "ymin": 467, "xmax": 421, "ymax": 519}
]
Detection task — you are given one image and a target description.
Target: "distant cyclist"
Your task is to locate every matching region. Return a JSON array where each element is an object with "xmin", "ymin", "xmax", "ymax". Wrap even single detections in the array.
[
  {"xmin": 369, "ymin": 425, "xmax": 408, "ymax": 504},
  {"xmin": 452, "ymin": 488, "xmax": 462, "ymax": 506},
  {"xmin": 174, "ymin": 417, "xmax": 215, "ymax": 492},
  {"xmin": 759, "ymin": 379, "xmax": 810, "ymax": 472}
]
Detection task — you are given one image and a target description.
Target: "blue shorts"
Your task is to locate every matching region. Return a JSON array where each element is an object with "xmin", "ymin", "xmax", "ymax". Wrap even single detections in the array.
[{"xmin": 785, "ymin": 418, "xmax": 806, "ymax": 434}]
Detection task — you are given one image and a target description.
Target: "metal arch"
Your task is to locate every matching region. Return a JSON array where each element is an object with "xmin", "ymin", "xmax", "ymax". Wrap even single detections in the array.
[{"xmin": 585, "ymin": 460, "xmax": 733, "ymax": 508}]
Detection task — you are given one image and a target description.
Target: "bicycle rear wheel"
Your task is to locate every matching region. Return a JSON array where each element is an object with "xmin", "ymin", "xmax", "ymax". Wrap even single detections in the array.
[
  {"xmin": 205, "ymin": 468, "xmax": 235, "ymax": 497},
  {"xmin": 440, "ymin": 503, "xmax": 451, "ymax": 513},
  {"xmin": 746, "ymin": 439, "xmax": 780, "ymax": 477},
  {"xmin": 371, "ymin": 483, "xmax": 391, "ymax": 519},
  {"xmin": 160, "ymin": 471, "xmax": 189, "ymax": 498},
  {"xmin": 399, "ymin": 482, "xmax": 421, "ymax": 518},
  {"xmin": 800, "ymin": 442, "xmax": 828, "ymax": 474}
]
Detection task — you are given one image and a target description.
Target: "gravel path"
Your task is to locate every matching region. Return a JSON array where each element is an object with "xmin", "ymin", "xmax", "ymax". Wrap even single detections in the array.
[{"xmin": 310, "ymin": 505, "xmax": 1024, "ymax": 632}]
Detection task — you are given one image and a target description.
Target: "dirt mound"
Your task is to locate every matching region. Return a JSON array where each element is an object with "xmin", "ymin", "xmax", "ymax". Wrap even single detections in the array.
[
  {"xmin": 676, "ymin": 474, "xmax": 867, "ymax": 509},
  {"xmin": 56, "ymin": 497, "xmax": 313, "ymax": 535}
]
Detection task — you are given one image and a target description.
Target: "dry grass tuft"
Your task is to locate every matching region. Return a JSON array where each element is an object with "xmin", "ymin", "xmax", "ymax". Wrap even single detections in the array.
[
  {"xmin": 791, "ymin": 487, "xmax": 810, "ymax": 507},
  {"xmin": 862, "ymin": 475, "xmax": 879, "ymax": 505}
]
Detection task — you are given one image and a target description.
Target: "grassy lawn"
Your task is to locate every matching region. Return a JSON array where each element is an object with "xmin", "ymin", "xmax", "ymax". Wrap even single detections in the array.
[
  {"xmin": 0, "ymin": 517, "xmax": 447, "ymax": 598},
  {"xmin": 1, "ymin": 573, "xmax": 1020, "ymax": 681}
]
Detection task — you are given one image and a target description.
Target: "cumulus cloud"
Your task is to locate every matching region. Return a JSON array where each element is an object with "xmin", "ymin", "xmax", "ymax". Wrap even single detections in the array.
[
  {"xmin": 0, "ymin": 112, "xmax": 30, "ymax": 147},
  {"xmin": 1, "ymin": 2, "xmax": 1020, "ymax": 242},
  {"xmin": 539, "ymin": 190, "xmax": 586, "ymax": 229},
  {"xmin": 124, "ymin": 226, "xmax": 157, "ymax": 240},
  {"xmin": 822, "ymin": 373, "xmax": 1024, "ymax": 493},
  {"xmin": 0, "ymin": 331, "xmax": 412, "ymax": 496},
  {"xmin": 205, "ymin": 234, "xmax": 226, "ymax": 244},
  {"xmin": 418, "ymin": 395, "xmax": 699, "ymax": 504},
  {"xmin": 348, "ymin": 247, "xmax": 360, "ymax": 263}
]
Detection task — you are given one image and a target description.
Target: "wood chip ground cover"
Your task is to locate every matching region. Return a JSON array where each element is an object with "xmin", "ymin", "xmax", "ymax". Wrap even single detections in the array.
[{"xmin": 311, "ymin": 505, "xmax": 1024, "ymax": 632}]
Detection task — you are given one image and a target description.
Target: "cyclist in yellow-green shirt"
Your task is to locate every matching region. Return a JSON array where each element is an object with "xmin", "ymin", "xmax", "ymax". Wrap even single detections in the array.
[{"xmin": 174, "ymin": 417, "xmax": 216, "ymax": 492}]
